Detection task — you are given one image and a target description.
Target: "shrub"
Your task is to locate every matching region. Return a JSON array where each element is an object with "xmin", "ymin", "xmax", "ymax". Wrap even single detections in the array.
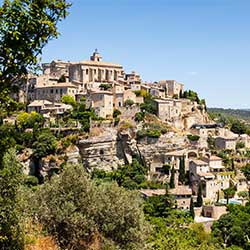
[
  {"xmin": 187, "ymin": 134, "xmax": 200, "ymax": 142},
  {"xmin": 135, "ymin": 112, "xmax": 144, "ymax": 122},
  {"xmin": 113, "ymin": 109, "xmax": 121, "ymax": 118},
  {"xmin": 124, "ymin": 99, "xmax": 134, "ymax": 107}
]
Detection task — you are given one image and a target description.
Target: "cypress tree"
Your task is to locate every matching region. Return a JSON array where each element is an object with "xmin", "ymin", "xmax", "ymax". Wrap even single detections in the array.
[
  {"xmin": 190, "ymin": 197, "xmax": 195, "ymax": 219},
  {"xmin": 196, "ymin": 183, "xmax": 203, "ymax": 207},
  {"xmin": 178, "ymin": 156, "xmax": 186, "ymax": 184},
  {"xmin": 169, "ymin": 166, "xmax": 175, "ymax": 189}
]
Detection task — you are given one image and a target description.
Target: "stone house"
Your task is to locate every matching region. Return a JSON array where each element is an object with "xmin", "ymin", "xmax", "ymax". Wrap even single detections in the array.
[
  {"xmin": 159, "ymin": 80, "xmax": 184, "ymax": 97},
  {"xmin": 153, "ymin": 98, "xmax": 181, "ymax": 122},
  {"xmin": 28, "ymin": 100, "xmax": 72, "ymax": 115},
  {"xmin": 34, "ymin": 82, "xmax": 78, "ymax": 102},
  {"xmin": 88, "ymin": 90, "xmax": 113, "ymax": 118},
  {"xmin": 169, "ymin": 186, "xmax": 192, "ymax": 210},
  {"xmin": 215, "ymin": 136, "xmax": 237, "ymax": 150},
  {"xmin": 68, "ymin": 50, "xmax": 124, "ymax": 85}
]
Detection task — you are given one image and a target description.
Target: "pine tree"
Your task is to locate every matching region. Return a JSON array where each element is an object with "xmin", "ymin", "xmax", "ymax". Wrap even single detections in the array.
[
  {"xmin": 196, "ymin": 183, "xmax": 203, "ymax": 207},
  {"xmin": 178, "ymin": 156, "xmax": 186, "ymax": 184},
  {"xmin": 190, "ymin": 197, "xmax": 195, "ymax": 219},
  {"xmin": 169, "ymin": 166, "xmax": 175, "ymax": 189}
]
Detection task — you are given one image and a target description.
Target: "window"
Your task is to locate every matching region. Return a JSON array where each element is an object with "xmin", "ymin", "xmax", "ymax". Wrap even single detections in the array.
[
  {"xmin": 56, "ymin": 89, "xmax": 58, "ymax": 94},
  {"xmin": 50, "ymin": 89, "xmax": 53, "ymax": 94},
  {"xmin": 86, "ymin": 69, "xmax": 89, "ymax": 74}
]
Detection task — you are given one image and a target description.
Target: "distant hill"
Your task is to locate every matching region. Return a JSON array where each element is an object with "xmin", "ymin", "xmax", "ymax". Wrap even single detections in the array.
[{"xmin": 208, "ymin": 108, "xmax": 250, "ymax": 122}]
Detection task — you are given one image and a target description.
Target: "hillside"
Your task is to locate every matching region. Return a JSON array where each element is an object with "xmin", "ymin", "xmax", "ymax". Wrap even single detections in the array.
[{"xmin": 208, "ymin": 107, "xmax": 250, "ymax": 122}]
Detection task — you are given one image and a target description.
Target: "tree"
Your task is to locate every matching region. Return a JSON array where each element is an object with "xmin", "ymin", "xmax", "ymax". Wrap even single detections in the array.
[
  {"xmin": 212, "ymin": 205, "xmax": 250, "ymax": 249},
  {"xmin": 61, "ymin": 95, "xmax": 77, "ymax": 108},
  {"xmin": 223, "ymin": 187, "xmax": 236, "ymax": 204},
  {"xmin": 0, "ymin": 0, "xmax": 71, "ymax": 113},
  {"xmin": 189, "ymin": 197, "xmax": 195, "ymax": 219},
  {"xmin": 241, "ymin": 163, "xmax": 250, "ymax": 198},
  {"xmin": 99, "ymin": 83, "xmax": 112, "ymax": 90},
  {"xmin": 124, "ymin": 99, "xmax": 134, "ymax": 107},
  {"xmin": 169, "ymin": 166, "xmax": 175, "ymax": 189},
  {"xmin": 178, "ymin": 156, "xmax": 185, "ymax": 184},
  {"xmin": 16, "ymin": 111, "xmax": 44, "ymax": 129},
  {"xmin": 113, "ymin": 108, "xmax": 121, "ymax": 118},
  {"xmin": 32, "ymin": 130, "xmax": 57, "ymax": 160},
  {"xmin": 0, "ymin": 148, "xmax": 24, "ymax": 250},
  {"xmin": 196, "ymin": 183, "xmax": 203, "ymax": 207},
  {"xmin": 58, "ymin": 74, "xmax": 66, "ymax": 83},
  {"xmin": 33, "ymin": 164, "xmax": 149, "ymax": 250}
]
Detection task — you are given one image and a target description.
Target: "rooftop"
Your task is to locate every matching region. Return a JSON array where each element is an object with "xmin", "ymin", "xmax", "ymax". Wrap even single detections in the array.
[
  {"xmin": 169, "ymin": 186, "xmax": 192, "ymax": 195},
  {"xmin": 139, "ymin": 189, "xmax": 166, "ymax": 197},
  {"xmin": 190, "ymin": 159, "xmax": 209, "ymax": 166}
]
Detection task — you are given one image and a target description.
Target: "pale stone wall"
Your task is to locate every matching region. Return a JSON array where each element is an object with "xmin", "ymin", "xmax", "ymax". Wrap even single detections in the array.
[{"xmin": 35, "ymin": 85, "xmax": 78, "ymax": 102}]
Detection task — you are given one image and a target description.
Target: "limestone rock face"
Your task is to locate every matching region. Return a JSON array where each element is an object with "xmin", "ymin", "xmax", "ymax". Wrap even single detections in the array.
[{"xmin": 78, "ymin": 129, "xmax": 125, "ymax": 171}]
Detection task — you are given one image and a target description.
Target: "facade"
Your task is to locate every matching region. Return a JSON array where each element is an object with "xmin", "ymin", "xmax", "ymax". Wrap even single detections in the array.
[
  {"xmin": 88, "ymin": 90, "xmax": 113, "ymax": 118},
  {"xmin": 215, "ymin": 136, "xmax": 237, "ymax": 150},
  {"xmin": 34, "ymin": 82, "xmax": 78, "ymax": 102},
  {"xmin": 125, "ymin": 71, "xmax": 141, "ymax": 86},
  {"xmin": 68, "ymin": 50, "xmax": 124, "ymax": 86},
  {"xmin": 169, "ymin": 186, "xmax": 192, "ymax": 210},
  {"xmin": 28, "ymin": 100, "xmax": 72, "ymax": 115},
  {"xmin": 42, "ymin": 60, "xmax": 70, "ymax": 78},
  {"xmin": 154, "ymin": 98, "xmax": 181, "ymax": 121},
  {"xmin": 159, "ymin": 80, "xmax": 184, "ymax": 97}
]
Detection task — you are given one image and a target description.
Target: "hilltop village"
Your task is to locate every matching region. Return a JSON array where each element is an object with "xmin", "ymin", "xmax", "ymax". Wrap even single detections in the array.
[{"xmin": 7, "ymin": 50, "xmax": 250, "ymax": 224}]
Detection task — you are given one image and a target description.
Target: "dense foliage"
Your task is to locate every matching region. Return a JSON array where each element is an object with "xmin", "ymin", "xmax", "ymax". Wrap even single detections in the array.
[
  {"xmin": 32, "ymin": 164, "xmax": 149, "ymax": 250},
  {"xmin": 0, "ymin": 0, "xmax": 71, "ymax": 115},
  {"xmin": 212, "ymin": 205, "xmax": 250, "ymax": 249}
]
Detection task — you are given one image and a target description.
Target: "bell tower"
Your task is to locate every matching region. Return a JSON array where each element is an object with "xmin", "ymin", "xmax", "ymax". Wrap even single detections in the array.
[{"xmin": 90, "ymin": 49, "xmax": 102, "ymax": 62}]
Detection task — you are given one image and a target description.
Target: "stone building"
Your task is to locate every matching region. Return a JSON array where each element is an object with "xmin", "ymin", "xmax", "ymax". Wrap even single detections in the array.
[
  {"xmin": 159, "ymin": 80, "xmax": 184, "ymax": 97},
  {"xmin": 42, "ymin": 60, "xmax": 70, "ymax": 78},
  {"xmin": 87, "ymin": 90, "xmax": 113, "ymax": 118},
  {"xmin": 68, "ymin": 50, "xmax": 124, "ymax": 87},
  {"xmin": 34, "ymin": 82, "xmax": 78, "ymax": 102},
  {"xmin": 28, "ymin": 100, "xmax": 72, "ymax": 115},
  {"xmin": 215, "ymin": 136, "xmax": 237, "ymax": 150},
  {"xmin": 189, "ymin": 156, "xmax": 232, "ymax": 202},
  {"xmin": 169, "ymin": 186, "xmax": 192, "ymax": 210},
  {"xmin": 154, "ymin": 98, "xmax": 181, "ymax": 121},
  {"xmin": 125, "ymin": 71, "xmax": 141, "ymax": 86}
]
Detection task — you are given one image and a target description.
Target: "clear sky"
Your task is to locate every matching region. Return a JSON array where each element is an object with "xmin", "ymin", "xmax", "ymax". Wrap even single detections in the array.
[{"xmin": 41, "ymin": 0, "xmax": 250, "ymax": 108}]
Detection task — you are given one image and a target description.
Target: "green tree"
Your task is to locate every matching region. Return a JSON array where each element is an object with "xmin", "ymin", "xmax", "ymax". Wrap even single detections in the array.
[
  {"xmin": 99, "ymin": 83, "xmax": 112, "ymax": 90},
  {"xmin": 178, "ymin": 156, "xmax": 185, "ymax": 184},
  {"xmin": 61, "ymin": 95, "xmax": 77, "ymax": 108},
  {"xmin": 189, "ymin": 197, "xmax": 195, "ymax": 219},
  {"xmin": 0, "ymin": 148, "xmax": 24, "ymax": 250},
  {"xmin": 212, "ymin": 205, "xmax": 250, "ymax": 249},
  {"xmin": 33, "ymin": 164, "xmax": 149, "ymax": 250},
  {"xmin": 0, "ymin": 0, "xmax": 71, "ymax": 113},
  {"xmin": 58, "ymin": 74, "xmax": 66, "ymax": 82},
  {"xmin": 32, "ymin": 130, "xmax": 57, "ymax": 160},
  {"xmin": 241, "ymin": 163, "xmax": 250, "ymax": 198},
  {"xmin": 223, "ymin": 187, "xmax": 236, "ymax": 204},
  {"xmin": 124, "ymin": 99, "xmax": 134, "ymax": 107},
  {"xmin": 196, "ymin": 183, "xmax": 203, "ymax": 207},
  {"xmin": 113, "ymin": 108, "xmax": 121, "ymax": 118},
  {"xmin": 169, "ymin": 166, "xmax": 175, "ymax": 189}
]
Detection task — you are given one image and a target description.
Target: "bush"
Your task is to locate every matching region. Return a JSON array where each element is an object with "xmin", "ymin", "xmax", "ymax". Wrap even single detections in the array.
[
  {"xmin": 187, "ymin": 134, "xmax": 200, "ymax": 142},
  {"xmin": 135, "ymin": 112, "xmax": 145, "ymax": 122},
  {"xmin": 137, "ymin": 129, "xmax": 161, "ymax": 139},
  {"xmin": 99, "ymin": 83, "xmax": 112, "ymax": 90},
  {"xmin": 113, "ymin": 109, "xmax": 121, "ymax": 118},
  {"xmin": 124, "ymin": 99, "xmax": 134, "ymax": 107},
  {"xmin": 33, "ymin": 164, "xmax": 149, "ymax": 249}
]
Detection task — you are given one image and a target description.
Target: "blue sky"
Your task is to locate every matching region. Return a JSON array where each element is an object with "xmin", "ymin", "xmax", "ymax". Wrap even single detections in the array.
[{"xmin": 41, "ymin": 0, "xmax": 250, "ymax": 108}]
